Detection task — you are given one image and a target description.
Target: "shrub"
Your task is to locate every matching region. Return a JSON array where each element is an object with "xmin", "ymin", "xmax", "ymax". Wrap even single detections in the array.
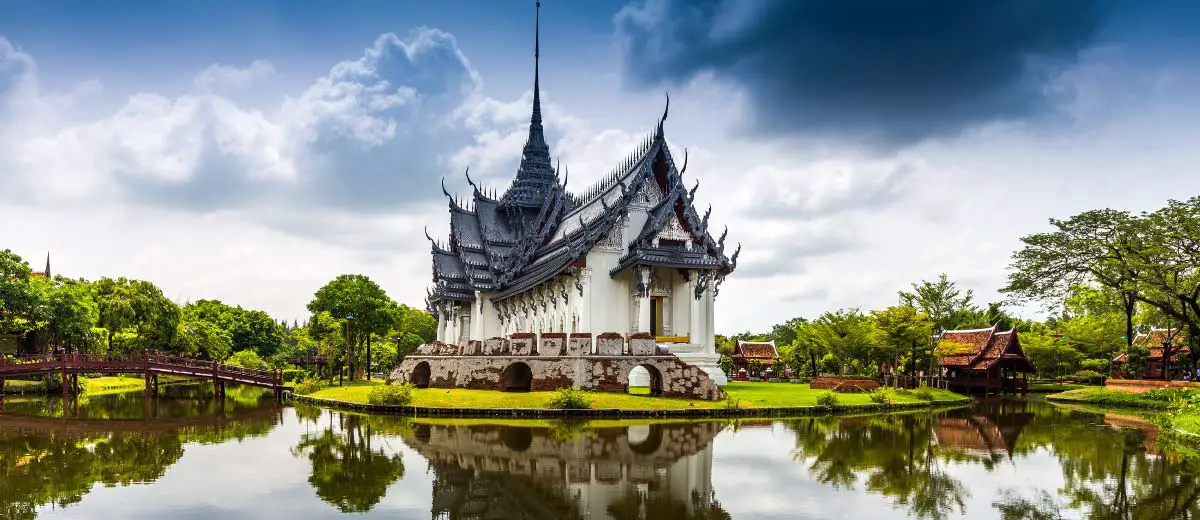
[
  {"xmin": 868, "ymin": 388, "xmax": 892, "ymax": 405},
  {"xmin": 545, "ymin": 387, "xmax": 592, "ymax": 409},
  {"xmin": 282, "ymin": 368, "xmax": 306, "ymax": 383},
  {"xmin": 1075, "ymin": 369, "xmax": 1105, "ymax": 385},
  {"xmin": 913, "ymin": 384, "xmax": 934, "ymax": 401},
  {"xmin": 724, "ymin": 396, "xmax": 743, "ymax": 410},
  {"xmin": 368, "ymin": 383, "xmax": 414, "ymax": 406},
  {"xmin": 817, "ymin": 391, "xmax": 839, "ymax": 408},
  {"xmin": 226, "ymin": 350, "xmax": 267, "ymax": 370},
  {"xmin": 295, "ymin": 378, "xmax": 324, "ymax": 396}
]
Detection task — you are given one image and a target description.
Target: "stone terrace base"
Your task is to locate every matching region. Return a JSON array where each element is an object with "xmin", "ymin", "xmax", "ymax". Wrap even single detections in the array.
[
  {"xmin": 1106, "ymin": 379, "xmax": 1200, "ymax": 394},
  {"xmin": 390, "ymin": 355, "xmax": 726, "ymax": 401}
]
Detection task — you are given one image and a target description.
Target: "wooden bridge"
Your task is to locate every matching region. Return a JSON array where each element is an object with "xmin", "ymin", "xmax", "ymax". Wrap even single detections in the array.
[{"xmin": 0, "ymin": 353, "xmax": 291, "ymax": 398}]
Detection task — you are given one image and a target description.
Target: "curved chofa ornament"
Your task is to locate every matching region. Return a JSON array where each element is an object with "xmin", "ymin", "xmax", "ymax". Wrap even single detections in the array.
[
  {"xmin": 440, "ymin": 177, "xmax": 452, "ymax": 199},
  {"xmin": 688, "ymin": 180, "xmax": 699, "ymax": 202},
  {"xmin": 700, "ymin": 204, "xmax": 712, "ymax": 232},
  {"xmin": 656, "ymin": 91, "xmax": 670, "ymax": 139},
  {"xmin": 717, "ymin": 225, "xmax": 728, "ymax": 253},
  {"xmin": 424, "ymin": 226, "xmax": 438, "ymax": 248},
  {"xmin": 679, "ymin": 147, "xmax": 689, "ymax": 175},
  {"xmin": 730, "ymin": 242, "xmax": 742, "ymax": 270}
]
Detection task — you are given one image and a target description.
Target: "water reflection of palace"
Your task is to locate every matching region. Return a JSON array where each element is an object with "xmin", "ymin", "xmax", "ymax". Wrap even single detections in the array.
[
  {"xmin": 934, "ymin": 398, "xmax": 1035, "ymax": 458},
  {"xmin": 403, "ymin": 422, "xmax": 728, "ymax": 520}
]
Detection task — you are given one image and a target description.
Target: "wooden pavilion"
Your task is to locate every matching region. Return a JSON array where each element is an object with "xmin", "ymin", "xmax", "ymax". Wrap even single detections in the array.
[
  {"xmin": 936, "ymin": 325, "xmax": 1032, "ymax": 395},
  {"xmin": 730, "ymin": 340, "xmax": 777, "ymax": 379},
  {"xmin": 1111, "ymin": 328, "xmax": 1190, "ymax": 379}
]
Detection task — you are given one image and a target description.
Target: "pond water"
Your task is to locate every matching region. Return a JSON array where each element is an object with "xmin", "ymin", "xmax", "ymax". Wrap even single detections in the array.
[{"xmin": 1, "ymin": 388, "xmax": 1198, "ymax": 520}]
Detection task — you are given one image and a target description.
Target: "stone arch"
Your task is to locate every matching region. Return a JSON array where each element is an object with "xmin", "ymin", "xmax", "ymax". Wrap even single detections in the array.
[
  {"xmin": 501, "ymin": 362, "xmax": 533, "ymax": 392},
  {"xmin": 628, "ymin": 363, "xmax": 663, "ymax": 396},
  {"xmin": 410, "ymin": 361, "xmax": 431, "ymax": 388},
  {"xmin": 626, "ymin": 423, "xmax": 664, "ymax": 455}
]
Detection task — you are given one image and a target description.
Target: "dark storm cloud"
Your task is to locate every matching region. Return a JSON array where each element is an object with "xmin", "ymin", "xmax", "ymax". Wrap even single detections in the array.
[{"xmin": 616, "ymin": 0, "xmax": 1110, "ymax": 147}]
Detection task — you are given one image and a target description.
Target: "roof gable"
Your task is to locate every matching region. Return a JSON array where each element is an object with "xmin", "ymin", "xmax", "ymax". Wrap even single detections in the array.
[{"xmin": 733, "ymin": 340, "xmax": 777, "ymax": 358}]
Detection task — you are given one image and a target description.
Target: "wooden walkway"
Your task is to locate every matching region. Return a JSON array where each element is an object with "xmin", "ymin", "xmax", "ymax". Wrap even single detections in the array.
[{"xmin": 0, "ymin": 353, "xmax": 291, "ymax": 398}]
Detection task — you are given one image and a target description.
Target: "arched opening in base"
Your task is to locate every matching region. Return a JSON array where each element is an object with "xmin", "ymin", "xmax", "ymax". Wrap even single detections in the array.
[
  {"xmin": 627, "ymin": 364, "xmax": 663, "ymax": 396},
  {"xmin": 501, "ymin": 362, "xmax": 533, "ymax": 392},
  {"xmin": 410, "ymin": 361, "xmax": 431, "ymax": 388}
]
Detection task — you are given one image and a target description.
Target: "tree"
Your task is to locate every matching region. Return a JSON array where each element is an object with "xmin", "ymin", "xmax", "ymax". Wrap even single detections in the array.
[
  {"xmin": 1005, "ymin": 199, "xmax": 1200, "ymax": 377},
  {"xmin": 175, "ymin": 318, "xmax": 232, "ymax": 360},
  {"xmin": 307, "ymin": 275, "xmax": 395, "ymax": 381},
  {"xmin": 805, "ymin": 309, "xmax": 881, "ymax": 376},
  {"xmin": 94, "ymin": 278, "xmax": 137, "ymax": 353},
  {"xmin": 871, "ymin": 306, "xmax": 934, "ymax": 376},
  {"xmin": 0, "ymin": 250, "xmax": 38, "ymax": 335},
  {"xmin": 899, "ymin": 274, "xmax": 985, "ymax": 332},
  {"xmin": 42, "ymin": 278, "xmax": 100, "ymax": 353}
]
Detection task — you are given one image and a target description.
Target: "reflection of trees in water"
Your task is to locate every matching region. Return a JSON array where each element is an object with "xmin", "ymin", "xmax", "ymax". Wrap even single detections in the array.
[
  {"xmin": 788, "ymin": 413, "xmax": 968, "ymax": 520},
  {"xmin": 787, "ymin": 398, "xmax": 1200, "ymax": 520},
  {"xmin": 993, "ymin": 402, "xmax": 1200, "ymax": 520},
  {"xmin": 290, "ymin": 412, "xmax": 405, "ymax": 513},
  {"xmin": 0, "ymin": 392, "xmax": 282, "ymax": 520},
  {"xmin": 1, "ymin": 383, "xmax": 278, "ymax": 421}
]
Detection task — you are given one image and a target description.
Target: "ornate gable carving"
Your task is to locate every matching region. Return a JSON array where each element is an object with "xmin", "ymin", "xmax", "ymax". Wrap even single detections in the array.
[
  {"xmin": 596, "ymin": 214, "xmax": 626, "ymax": 251},
  {"xmin": 655, "ymin": 213, "xmax": 691, "ymax": 242}
]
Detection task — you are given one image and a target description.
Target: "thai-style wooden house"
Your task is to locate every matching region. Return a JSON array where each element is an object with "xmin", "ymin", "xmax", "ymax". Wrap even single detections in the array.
[
  {"xmin": 936, "ymin": 325, "xmax": 1032, "ymax": 395},
  {"xmin": 730, "ymin": 340, "xmax": 777, "ymax": 379},
  {"xmin": 1111, "ymin": 328, "xmax": 1190, "ymax": 379}
]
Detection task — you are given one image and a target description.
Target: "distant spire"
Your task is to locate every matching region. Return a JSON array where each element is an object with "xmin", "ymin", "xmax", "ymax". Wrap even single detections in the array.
[{"xmin": 44, "ymin": 252, "xmax": 50, "ymax": 278}]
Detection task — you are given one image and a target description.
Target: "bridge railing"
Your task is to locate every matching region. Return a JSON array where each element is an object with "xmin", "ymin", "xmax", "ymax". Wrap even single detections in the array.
[{"xmin": 1, "ymin": 353, "xmax": 283, "ymax": 386}]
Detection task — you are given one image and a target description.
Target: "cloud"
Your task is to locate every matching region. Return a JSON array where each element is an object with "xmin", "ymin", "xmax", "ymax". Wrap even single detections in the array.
[
  {"xmin": 193, "ymin": 60, "xmax": 275, "ymax": 92},
  {"xmin": 615, "ymin": 0, "xmax": 1110, "ymax": 147},
  {"xmin": 0, "ymin": 29, "xmax": 484, "ymax": 216}
]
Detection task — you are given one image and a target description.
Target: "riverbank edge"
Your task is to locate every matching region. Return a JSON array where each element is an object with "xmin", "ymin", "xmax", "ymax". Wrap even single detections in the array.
[
  {"xmin": 1046, "ymin": 390, "xmax": 1200, "ymax": 437},
  {"xmin": 291, "ymin": 393, "xmax": 972, "ymax": 418}
]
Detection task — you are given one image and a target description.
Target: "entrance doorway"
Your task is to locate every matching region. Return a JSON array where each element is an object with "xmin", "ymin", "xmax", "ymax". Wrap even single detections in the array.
[{"xmin": 650, "ymin": 297, "xmax": 664, "ymax": 336}]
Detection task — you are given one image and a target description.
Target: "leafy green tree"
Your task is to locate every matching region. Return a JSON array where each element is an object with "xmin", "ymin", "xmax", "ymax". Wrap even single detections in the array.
[
  {"xmin": 805, "ymin": 309, "xmax": 881, "ymax": 376},
  {"xmin": 175, "ymin": 318, "xmax": 233, "ymax": 360},
  {"xmin": 0, "ymin": 250, "xmax": 38, "ymax": 335},
  {"xmin": 308, "ymin": 275, "xmax": 396, "ymax": 381},
  {"xmin": 291, "ymin": 414, "xmax": 405, "ymax": 512},
  {"xmin": 1022, "ymin": 330, "xmax": 1083, "ymax": 379},
  {"xmin": 41, "ymin": 278, "xmax": 101, "ymax": 353},
  {"xmin": 871, "ymin": 305, "xmax": 934, "ymax": 376},
  {"xmin": 899, "ymin": 274, "xmax": 985, "ymax": 332}
]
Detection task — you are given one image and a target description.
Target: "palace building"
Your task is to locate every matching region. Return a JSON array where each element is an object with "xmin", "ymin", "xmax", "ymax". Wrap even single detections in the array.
[{"xmin": 420, "ymin": 2, "xmax": 738, "ymax": 386}]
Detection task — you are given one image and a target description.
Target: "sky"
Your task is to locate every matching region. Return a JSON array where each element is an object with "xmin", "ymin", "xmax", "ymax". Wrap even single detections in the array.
[{"xmin": 2, "ymin": 0, "xmax": 1200, "ymax": 334}]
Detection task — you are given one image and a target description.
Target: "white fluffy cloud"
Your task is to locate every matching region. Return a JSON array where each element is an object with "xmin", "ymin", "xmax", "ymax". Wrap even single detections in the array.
[{"xmin": 1, "ymin": 30, "xmax": 1198, "ymax": 333}]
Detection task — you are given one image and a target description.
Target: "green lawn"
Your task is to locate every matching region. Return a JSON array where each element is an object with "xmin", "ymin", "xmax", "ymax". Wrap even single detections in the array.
[{"xmin": 305, "ymin": 380, "xmax": 966, "ymax": 410}]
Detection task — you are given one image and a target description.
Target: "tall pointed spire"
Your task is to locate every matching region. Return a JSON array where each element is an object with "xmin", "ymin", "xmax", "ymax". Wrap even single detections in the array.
[
  {"xmin": 532, "ymin": 0, "xmax": 542, "ymax": 125},
  {"xmin": 501, "ymin": 0, "xmax": 556, "ymax": 209}
]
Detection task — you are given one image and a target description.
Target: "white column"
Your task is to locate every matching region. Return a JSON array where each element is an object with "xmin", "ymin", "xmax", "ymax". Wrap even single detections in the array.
[
  {"xmin": 704, "ymin": 278, "xmax": 716, "ymax": 355},
  {"xmin": 637, "ymin": 267, "xmax": 653, "ymax": 333},
  {"xmin": 471, "ymin": 292, "xmax": 485, "ymax": 341},
  {"xmin": 689, "ymin": 272, "xmax": 702, "ymax": 345},
  {"xmin": 579, "ymin": 268, "xmax": 592, "ymax": 335}
]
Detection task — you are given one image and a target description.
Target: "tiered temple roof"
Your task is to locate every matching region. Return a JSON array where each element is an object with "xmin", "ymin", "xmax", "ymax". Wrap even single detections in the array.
[
  {"xmin": 937, "ymin": 324, "xmax": 1032, "ymax": 372},
  {"xmin": 1112, "ymin": 327, "xmax": 1190, "ymax": 363},
  {"xmin": 732, "ymin": 340, "xmax": 778, "ymax": 361},
  {"xmin": 425, "ymin": 4, "xmax": 738, "ymax": 311}
]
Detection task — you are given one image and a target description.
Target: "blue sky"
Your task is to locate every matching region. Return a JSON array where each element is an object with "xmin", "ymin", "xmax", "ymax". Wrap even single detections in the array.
[{"xmin": 2, "ymin": 0, "xmax": 1200, "ymax": 333}]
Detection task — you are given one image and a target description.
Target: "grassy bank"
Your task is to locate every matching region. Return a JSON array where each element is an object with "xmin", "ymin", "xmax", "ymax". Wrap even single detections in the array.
[
  {"xmin": 81, "ymin": 376, "xmax": 148, "ymax": 396},
  {"xmin": 304, "ymin": 380, "xmax": 965, "ymax": 412},
  {"xmin": 1046, "ymin": 387, "xmax": 1175, "ymax": 410},
  {"xmin": 1047, "ymin": 386, "xmax": 1200, "ymax": 436}
]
